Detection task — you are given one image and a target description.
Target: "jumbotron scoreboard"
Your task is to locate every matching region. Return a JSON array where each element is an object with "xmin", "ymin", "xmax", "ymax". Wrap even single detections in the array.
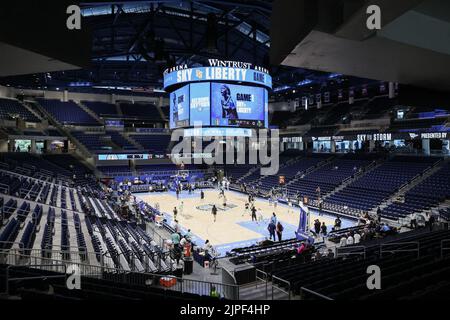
[{"xmin": 163, "ymin": 59, "xmax": 272, "ymax": 131}]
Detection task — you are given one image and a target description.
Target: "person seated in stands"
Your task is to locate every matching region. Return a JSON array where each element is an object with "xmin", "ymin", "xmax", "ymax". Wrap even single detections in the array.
[
  {"xmin": 339, "ymin": 235, "xmax": 347, "ymax": 247},
  {"xmin": 296, "ymin": 242, "xmax": 307, "ymax": 255},
  {"xmin": 360, "ymin": 227, "xmax": 370, "ymax": 241},
  {"xmin": 346, "ymin": 233, "xmax": 354, "ymax": 246},
  {"xmin": 378, "ymin": 223, "xmax": 392, "ymax": 236},
  {"xmin": 313, "ymin": 250, "xmax": 322, "ymax": 261},
  {"xmin": 354, "ymin": 232, "xmax": 361, "ymax": 244},
  {"xmin": 258, "ymin": 238, "xmax": 274, "ymax": 247},
  {"xmin": 326, "ymin": 249, "xmax": 334, "ymax": 259}
]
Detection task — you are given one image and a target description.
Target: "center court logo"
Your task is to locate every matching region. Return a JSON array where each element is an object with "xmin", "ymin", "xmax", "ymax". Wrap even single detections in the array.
[{"xmin": 170, "ymin": 126, "xmax": 279, "ymax": 175}]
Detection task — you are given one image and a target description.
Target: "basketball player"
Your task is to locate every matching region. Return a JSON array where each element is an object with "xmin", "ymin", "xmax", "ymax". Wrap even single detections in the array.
[
  {"xmin": 257, "ymin": 208, "xmax": 264, "ymax": 224},
  {"xmin": 243, "ymin": 202, "xmax": 249, "ymax": 217},
  {"xmin": 287, "ymin": 198, "xmax": 293, "ymax": 214},
  {"xmin": 172, "ymin": 92, "xmax": 178, "ymax": 123},
  {"xmin": 212, "ymin": 205, "xmax": 218, "ymax": 222},
  {"xmin": 173, "ymin": 207, "xmax": 178, "ymax": 221},
  {"xmin": 251, "ymin": 206, "xmax": 257, "ymax": 222},
  {"xmin": 220, "ymin": 84, "xmax": 238, "ymax": 119}
]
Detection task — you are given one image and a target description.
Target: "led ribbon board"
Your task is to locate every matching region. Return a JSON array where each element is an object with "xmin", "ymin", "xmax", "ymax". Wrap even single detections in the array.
[{"xmin": 164, "ymin": 66, "xmax": 272, "ymax": 91}]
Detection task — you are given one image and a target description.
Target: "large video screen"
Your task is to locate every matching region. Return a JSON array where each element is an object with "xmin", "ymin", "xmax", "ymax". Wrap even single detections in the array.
[
  {"xmin": 170, "ymin": 84, "xmax": 190, "ymax": 129},
  {"xmin": 189, "ymin": 82, "xmax": 211, "ymax": 126},
  {"xmin": 210, "ymin": 83, "xmax": 265, "ymax": 128}
]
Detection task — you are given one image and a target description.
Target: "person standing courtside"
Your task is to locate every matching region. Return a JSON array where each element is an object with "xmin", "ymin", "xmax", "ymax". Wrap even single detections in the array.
[
  {"xmin": 268, "ymin": 222, "xmax": 276, "ymax": 241},
  {"xmin": 276, "ymin": 222, "xmax": 284, "ymax": 241},
  {"xmin": 270, "ymin": 212, "xmax": 277, "ymax": 225},
  {"xmin": 334, "ymin": 216, "xmax": 342, "ymax": 231}
]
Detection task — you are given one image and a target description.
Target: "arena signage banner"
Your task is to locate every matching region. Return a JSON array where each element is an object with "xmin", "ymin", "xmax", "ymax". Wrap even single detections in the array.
[
  {"xmin": 98, "ymin": 154, "xmax": 154, "ymax": 160},
  {"xmin": 311, "ymin": 136, "xmax": 345, "ymax": 141},
  {"xmin": 420, "ymin": 132, "xmax": 448, "ymax": 139},
  {"xmin": 183, "ymin": 127, "xmax": 253, "ymax": 137},
  {"xmin": 281, "ymin": 136, "xmax": 303, "ymax": 143},
  {"xmin": 189, "ymin": 82, "xmax": 211, "ymax": 126},
  {"xmin": 170, "ymin": 84, "xmax": 190, "ymax": 129},
  {"xmin": 164, "ymin": 66, "xmax": 272, "ymax": 90},
  {"xmin": 305, "ymin": 131, "xmax": 449, "ymax": 143},
  {"xmin": 164, "ymin": 59, "xmax": 269, "ymax": 75}
]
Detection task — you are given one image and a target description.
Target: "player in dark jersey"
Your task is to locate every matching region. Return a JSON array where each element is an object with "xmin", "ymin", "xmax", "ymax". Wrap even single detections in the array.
[
  {"xmin": 172, "ymin": 92, "xmax": 178, "ymax": 124},
  {"xmin": 220, "ymin": 85, "xmax": 238, "ymax": 119}
]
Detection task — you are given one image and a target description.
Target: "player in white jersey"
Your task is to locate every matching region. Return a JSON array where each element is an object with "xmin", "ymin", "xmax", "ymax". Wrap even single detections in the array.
[{"xmin": 179, "ymin": 201, "xmax": 184, "ymax": 217}]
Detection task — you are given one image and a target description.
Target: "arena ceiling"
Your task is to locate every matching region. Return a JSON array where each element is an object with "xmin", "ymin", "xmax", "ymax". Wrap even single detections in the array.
[
  {"xmin": 271, "ymin": 0, "xmax": 450, "ymax": 93},
  {"xmin": 0, "ymin": 0, "xmax": 371, "ymax": 94}
]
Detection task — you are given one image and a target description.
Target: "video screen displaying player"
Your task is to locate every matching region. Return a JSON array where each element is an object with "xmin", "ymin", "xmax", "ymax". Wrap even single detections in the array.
[
  {"xmin": 172, "ymin": 92, "xmax": 178, "ymax": 124},
  {"xmin": 211, "ymin": 83, "xmax": 265, "ymax": 127},
  {"xmin": 220, "ymin": 84, "xmax": 239, "ymax": 120},
  {"xmin": 170, "ymin": 84, "xmax": 189, "ymax": 128}
]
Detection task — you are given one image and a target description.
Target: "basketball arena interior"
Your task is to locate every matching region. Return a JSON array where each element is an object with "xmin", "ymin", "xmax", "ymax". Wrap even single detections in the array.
[{"xmin": 1, "ymin": 0, "xmax": 450, "ymax": 306}]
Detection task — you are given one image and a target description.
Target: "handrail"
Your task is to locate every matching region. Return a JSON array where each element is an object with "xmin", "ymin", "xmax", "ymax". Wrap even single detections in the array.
[
  {"xmin": 336, "ymin": 245, "xmax": 366, "ymax": 259},
  {"xmin": 5, "ymin": 263, "xmax": 67, "ymax": 295},
  {"xmin": 441, "ymin": 239, "xmax": 450, "ymax": 259},
  {"xmin": 271, "ymin": 275, "xmax": 291, "ymax": 300},
  {"xmin": 255, "ymin": 268, "xmax": 268, "ymax": 299},
  {"xmin": 300, "ymin": 287, "xmax": 334, "ymax": 300},
  {"xmin": 380, "ymin": 241, "xmax": 420, "ymax": 258},
  {"xmin": 0, "ymin": 181, "xmax": 10, "ymax": 191},
  {"xmin": 2, "ymin": 249, "xmax": 240, "ymax": 299}
]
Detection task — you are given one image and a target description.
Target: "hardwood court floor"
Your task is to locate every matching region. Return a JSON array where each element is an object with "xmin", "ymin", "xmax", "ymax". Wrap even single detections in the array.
[{"xmin": 139, "ymin": 190, "xmax": 347, "ymax": 250}]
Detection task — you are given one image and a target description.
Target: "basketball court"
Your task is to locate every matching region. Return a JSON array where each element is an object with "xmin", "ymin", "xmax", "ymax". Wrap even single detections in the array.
[{"xmin": 139, "ymin": 189, "xmax": 356, "ymax": 255}]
